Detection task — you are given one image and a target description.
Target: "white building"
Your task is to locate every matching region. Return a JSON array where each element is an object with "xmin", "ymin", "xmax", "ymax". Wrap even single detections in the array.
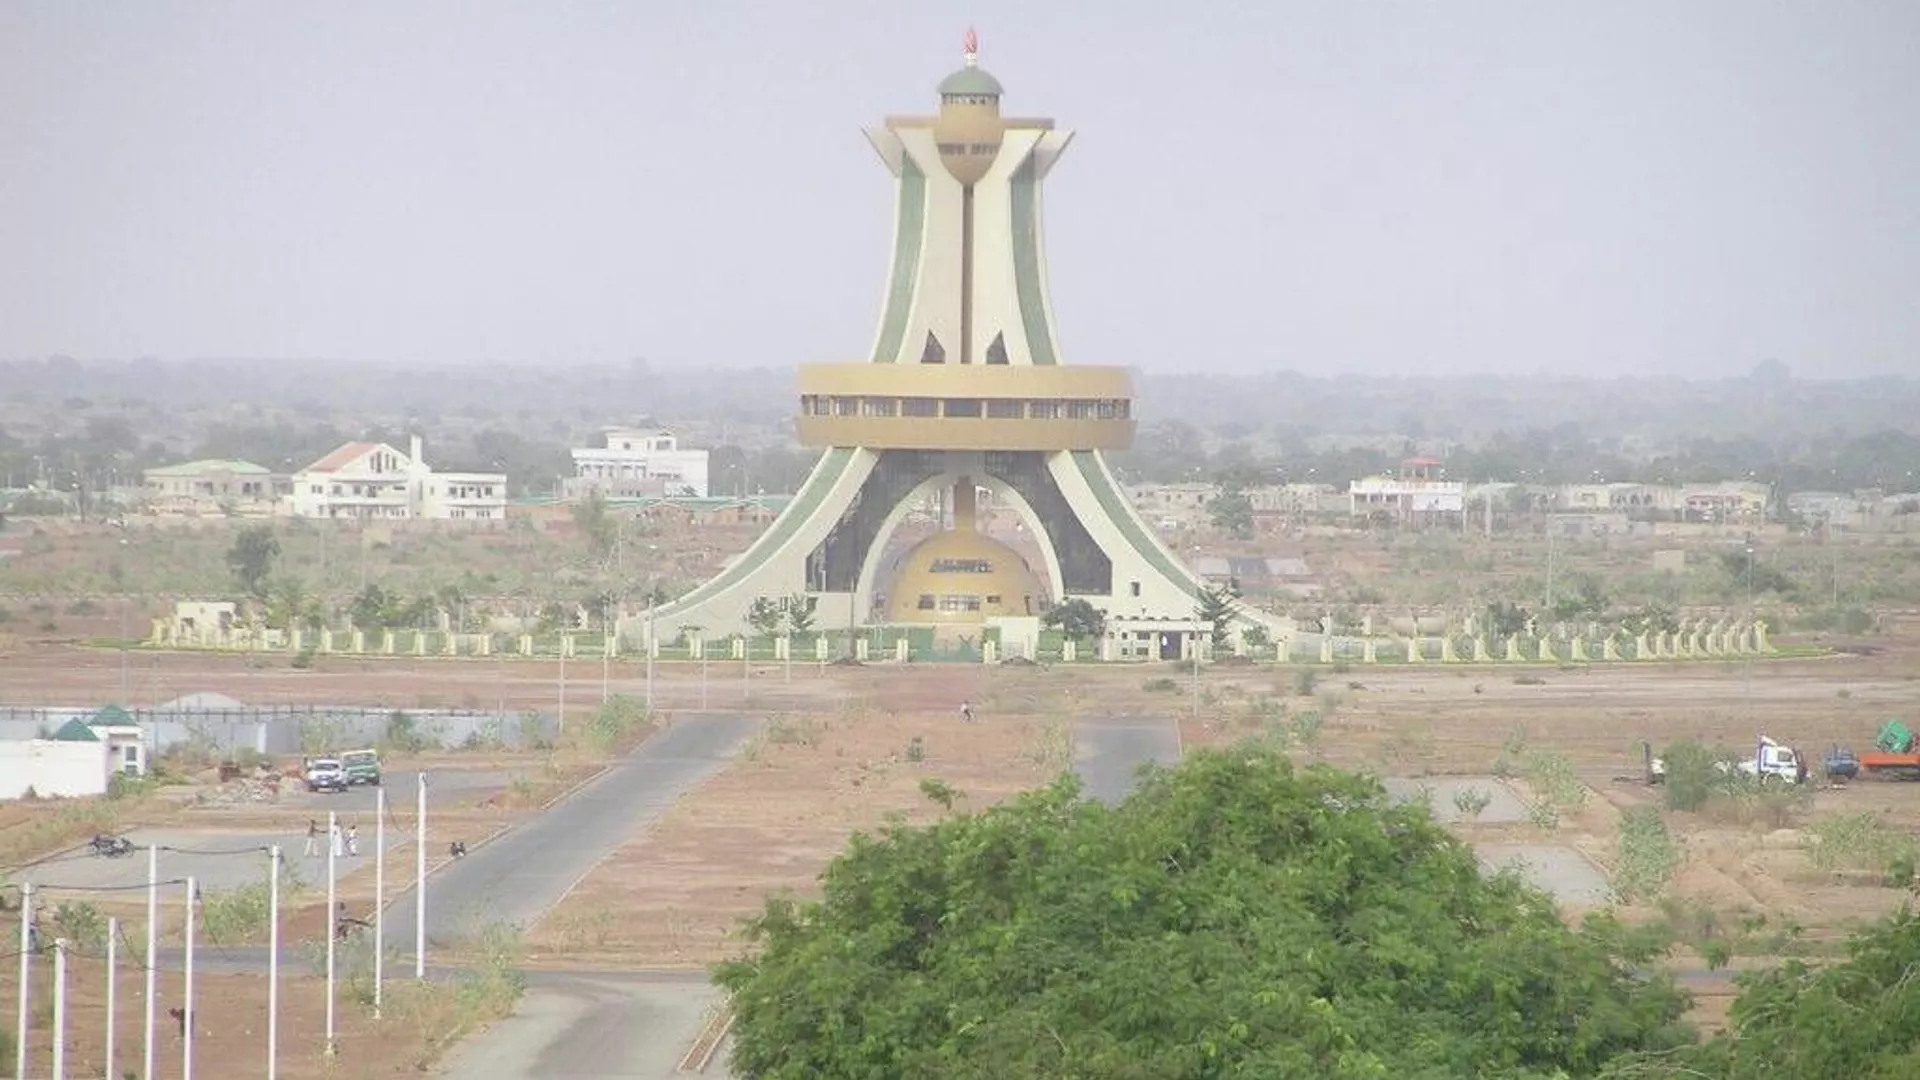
[
  {"xmin": 142, "ymin": 459, "xmax": 283, "ymax": 516},
  {"xmin": 286, "ymin": 436, "xmax": 506, "ymax": 522},
  {"xmin": 568, "ymin": 428, "xmax": 709, "ymax": 499},
  {"xmin": 1349, "ymin": 458, "xmax": 1465, "ymax": 518}
]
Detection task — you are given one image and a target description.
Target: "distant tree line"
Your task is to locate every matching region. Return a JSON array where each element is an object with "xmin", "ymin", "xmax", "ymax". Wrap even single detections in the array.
[{"xmin": 1108, "ymin": 418, "xmax": 1920, "ymax": 495}]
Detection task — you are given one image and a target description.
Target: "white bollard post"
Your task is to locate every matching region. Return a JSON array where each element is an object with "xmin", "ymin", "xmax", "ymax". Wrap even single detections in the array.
[
  {"xmin": 415, "ymin": 772, "xmax": 427, "ymax": 978},
  {"xmin": 268, "ymin": 846, "xmax": 281, "ymax": 1080},
  {"xmin": 375, "ymin": 786, "xmax": 386, "ymax": 1018},
  {"xmin": 106, "ymin": 916, "xmax": 118, "ymax": 1080},
  {"xmin": 52, "ymin": 936, "xmax": 66, "ymax": 1080},
  {"xmin": 17, "ymin": 880, "xmax": 31, "ymax": 1080},
  {"xmin": 325, "ymin": 811, "xmax": 337, "ymax": 1056},
  {"xmin": 144, "ymin": 845, "xmax": 157, "ymax": 1080},
  {"xmin": 183, "ymin": 876, "xmax": 196, "ymax": 1080}
]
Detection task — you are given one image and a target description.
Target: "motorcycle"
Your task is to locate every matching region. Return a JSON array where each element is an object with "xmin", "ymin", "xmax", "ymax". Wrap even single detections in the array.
[{"xmin": 90, "ymin": 834, "xmax": 134, "ymax": 858}]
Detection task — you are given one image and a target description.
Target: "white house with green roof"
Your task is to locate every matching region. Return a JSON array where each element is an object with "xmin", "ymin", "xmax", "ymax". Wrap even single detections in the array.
[{"xmin": 143, "ymin": 458, "xmax": 281, "ymax": 516}]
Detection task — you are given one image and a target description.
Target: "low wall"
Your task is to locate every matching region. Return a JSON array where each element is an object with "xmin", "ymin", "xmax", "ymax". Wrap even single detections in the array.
[{"xmin": 0, "ymin": 705, "xmax": 558, "ymax": 756}]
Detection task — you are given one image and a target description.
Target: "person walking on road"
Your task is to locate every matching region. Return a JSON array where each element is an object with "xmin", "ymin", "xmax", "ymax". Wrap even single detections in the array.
[
  {"xmin": 346, "ymin": 823, "xmax": 359, "ymax": 857},
  {"xmin": 960, "ymin": 701, "xmax": 974, "ymax": 724},
  {"xmin": 329, "ymin": 820, "xmax": 344, "ymax": 859},
  {"xmin": 304, "ymin": 819, "xmax": 320, "ymax": 858}
]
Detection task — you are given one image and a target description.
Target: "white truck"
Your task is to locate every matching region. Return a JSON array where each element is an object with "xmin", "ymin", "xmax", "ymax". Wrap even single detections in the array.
[{"xmin": 1649, "ymin": 736, "xmax": 1806, "ymax": 785}]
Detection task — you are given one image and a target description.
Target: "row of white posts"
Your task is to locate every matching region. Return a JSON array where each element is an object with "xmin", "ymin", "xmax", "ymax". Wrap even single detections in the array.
[{"xmin": 14, "ymin": 773, "xmax": 433, "ymax": 1079}]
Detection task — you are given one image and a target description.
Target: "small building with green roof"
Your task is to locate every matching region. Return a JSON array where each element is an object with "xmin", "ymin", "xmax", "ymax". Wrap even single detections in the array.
[{"xmin": 143, "ymin": 459, "xmax": 283, "ymax": 516}]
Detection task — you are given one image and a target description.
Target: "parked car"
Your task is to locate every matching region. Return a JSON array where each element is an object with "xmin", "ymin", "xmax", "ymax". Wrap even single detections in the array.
[
  {"xmin": 304, "ymin": 758, "xmax": 347, "ymax": 794},
  {"xmin": 341, "ymin": 749, "xmax": 382, "ymax": 787}
]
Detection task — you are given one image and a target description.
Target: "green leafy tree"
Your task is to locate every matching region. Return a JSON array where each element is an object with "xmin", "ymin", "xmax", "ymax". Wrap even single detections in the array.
[
  {"xmin": 570, "ymin": 490, "xmax": 618, "ymax": 561},
  {"xmin": 1486, "ymin": 599, "xmax": 1533, "ymax": 638},
  {"xmin": 226, "ymin": 525, "xmax": 281, "ymax": 597},
  {"xmin": 718, "ymin": 748, "xmax": 1692, "ymax": 1080},
  {"xmin": 348, "ymin": 584, "xmax": 396, "ymax": 629},
  {"xmin": 1718, "ymin": 549, "xmax": 1798, "ymax": 600},
  {"xmin": 1622, "ymin": 604, "xmax": 1680, "ymax": 638},
  {"xmin": 784, "ymin": 594, "xmax": 817, "ymax": 638},
  {"xmin": 1207, "ymin": 484, "xmax": 1256, "ymax": 539},
  {"xmin": 746, "ymin": 597, "xmax": 783, "ymax": 639},
  {"xmin": 1040, "ymin": 597, "xmax": 1106, "ymax": 642},
  {"xmin": 1606, "ymin": 909, "xmax": 1920, "ymax": 1080},
  {"xmin": 1550, "ymin": 574, "xmax": 1610, "ymax": 622},
  {"xmin": 1197, "ymin": 583, "xmax": 1236, "ymax": 648}
]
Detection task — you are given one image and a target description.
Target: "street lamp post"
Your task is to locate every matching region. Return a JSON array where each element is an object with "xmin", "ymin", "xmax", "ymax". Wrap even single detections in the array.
[{"xmin": 1744, "ymin": 545, "xmax": 1755, "ymax": 723}]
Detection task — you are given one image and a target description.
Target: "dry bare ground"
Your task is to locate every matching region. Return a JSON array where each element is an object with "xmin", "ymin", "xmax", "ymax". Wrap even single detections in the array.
[{"xmin": 9, "ymin": 626, "xmax": 1920, "ymax": 1043}]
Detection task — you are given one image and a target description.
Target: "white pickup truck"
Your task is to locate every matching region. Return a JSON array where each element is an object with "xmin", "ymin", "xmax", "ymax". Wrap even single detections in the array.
[
  {"xmin": 304, "ymin": 757, "xmax": 348, "ymax": 794},
  {"xmin": 1650, "ymin": 736, "xmax": 1806, "ymax": 785}
]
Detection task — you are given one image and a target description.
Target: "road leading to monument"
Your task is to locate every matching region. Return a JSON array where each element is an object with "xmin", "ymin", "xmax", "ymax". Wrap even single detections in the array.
[
  {"xmin": 383, "ymin": 712, "xmax": 761, "ymax": 952},
  {"xmin": 1074, "ymin": 715, "xmax": 1182, "ymax": 804}
]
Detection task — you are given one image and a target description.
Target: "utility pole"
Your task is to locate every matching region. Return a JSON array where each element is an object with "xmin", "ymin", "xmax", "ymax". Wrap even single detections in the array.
[
  {"xmin": 17, "ymin": 880, "xmax": 31, "ymax": 1080},
  {"xmin": 183, "ymin": 877, "xmax": 197, "ymax": 1080},
  {"xmin": 268, "ymin": 847, "xmax": 280, "ymax": 1080},
  {"xmin": 415, "ymin": 772, "xmax": 428, "ymax": 979}
]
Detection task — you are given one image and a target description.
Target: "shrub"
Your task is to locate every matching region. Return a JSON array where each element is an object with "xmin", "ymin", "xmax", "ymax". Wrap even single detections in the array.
[
  {"xmin": 385, "ymin": 710, "xmax": 430, "ymax": 753},
  {"xmin": 584, "ymin": 695, "xmax": 652, "ymax": 754},
  {"xmin": 1452, "ymin": 787, "xmax": 1494, "ymax": 819},
  {"xmin": 1613, "ymin": 807, "xmax": 1681, "ymax": 902},
  {"xmin": 1806, "ymin": 812, "xmax": 1920, "ymax": 878},
  {"xmin": 200, "ymin": 880, "xmax": 277, "ymax": 945},
  {"xmin": 1292, "ymin": 668, "xmax": 1319, "ymax": 696},
  {"xmin": 1142, "ymin": 677, "xmax": 1177, "ymax": 693},
  {"xmin": 1660, "ymin": 741, "xmax": 1725, "ymax": 812},
  {"xmin": 764, "ymin": 716, "xmax": 820, "ymax": 748},
  {"xmin": 905, "ymin": 736, "xmax": 925, "ymax": 763},
  {"xmin": 51, "ymin": 902, "xmax": 107, "ymax": 950}
]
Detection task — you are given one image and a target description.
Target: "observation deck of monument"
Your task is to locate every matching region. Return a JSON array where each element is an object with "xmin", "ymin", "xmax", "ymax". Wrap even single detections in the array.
[{"xmin": 795, "ymin": 363, "xmax": 1136, "ymax": 452}]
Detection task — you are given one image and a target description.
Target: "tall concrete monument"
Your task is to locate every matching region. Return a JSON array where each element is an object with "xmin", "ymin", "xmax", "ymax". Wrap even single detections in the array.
[{"xmin": 646, "ymin": 33, "xmax": 1279, "ymax": 648}]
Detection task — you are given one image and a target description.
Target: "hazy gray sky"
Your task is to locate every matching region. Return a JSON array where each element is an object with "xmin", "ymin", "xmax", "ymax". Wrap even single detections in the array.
[{"xmin": 2, "ymin": 1, "xmax": 1915, "ymax": 377}]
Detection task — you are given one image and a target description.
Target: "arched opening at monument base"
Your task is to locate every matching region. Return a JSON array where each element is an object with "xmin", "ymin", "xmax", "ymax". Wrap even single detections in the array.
[{"xmin": 878, "ymin": 478, "xmax": 1049, "ymax": 625}]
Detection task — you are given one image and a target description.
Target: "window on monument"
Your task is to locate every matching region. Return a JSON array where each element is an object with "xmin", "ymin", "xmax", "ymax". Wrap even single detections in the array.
[
  {"xmin": 919, "ymin": 331, "xmax": 946, "ymax": 364},
  {"xmin": 1130, "ymin": 581, "xmax": 1141, "ymax": 597},
  {"xmin": 985, "ymin": 333, "xmax": 1009, "ymax": 365},
  {"xmin": 985, "ymin": 594, "xmax": 1002, "ymax": 605},
  {"xmin": 1066, "ymin": 400, "xmax": 1097, "ymax": 420},
  {"xmin": 902, "ymin": 398, "xmax": 940, "ymax": 418},
  {"xmin": 1030, "ymin": 400, "xmax": 1061, "ymax": 420},
  {"xmin": 986, "ymin": 399, "xmax": 1023, "ymax": 419},
  {"xmin": 832, "ymin": 396, "xmax": 860, "ymax": 417},
  {"xmin": 862, "ymin": 397, "xmax": 897, "ymax": 418},
  {"xmin": 918, "ymin": 594, "xmax": 936, "ymax": 610},
  {"xmin": 944, "ymin": 399, "xmax": 982, "ymax": 418}
]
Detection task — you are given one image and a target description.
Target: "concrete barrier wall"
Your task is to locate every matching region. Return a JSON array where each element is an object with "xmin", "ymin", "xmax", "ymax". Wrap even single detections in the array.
[{"xmin": 0, "ymin": 706, "xmax": 559, "ymax": 755}]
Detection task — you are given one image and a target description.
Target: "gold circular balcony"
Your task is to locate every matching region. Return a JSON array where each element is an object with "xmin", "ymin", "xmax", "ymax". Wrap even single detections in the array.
[{"xmin": 796, "ymin": 363, "xmax": 1135, "ymax": 451}]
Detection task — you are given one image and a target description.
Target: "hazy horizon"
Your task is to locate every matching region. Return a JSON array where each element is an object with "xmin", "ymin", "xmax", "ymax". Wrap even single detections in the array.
[{"xmin": 3, "ymin": 2, "xmax": 1916, "ymax": 378}]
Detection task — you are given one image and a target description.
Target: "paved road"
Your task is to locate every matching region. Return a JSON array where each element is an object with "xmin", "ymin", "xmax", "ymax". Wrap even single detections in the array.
[
  {"xmin": 436, "ymin": 971, "xmax": 724, "ymax": 1080},
  {"xmin": 383, "ymin": 712, "xmax": 760, "ymax": 952},
  {"xmin": 1074, "ymin": 714, "xmax": 1182, "ymax": 804}
]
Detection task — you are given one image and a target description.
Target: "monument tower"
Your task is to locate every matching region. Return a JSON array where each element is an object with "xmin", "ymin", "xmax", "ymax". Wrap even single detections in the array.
[{"xmin": 646, "ymin": 33, "xmax": 1281, "ymax": 650}]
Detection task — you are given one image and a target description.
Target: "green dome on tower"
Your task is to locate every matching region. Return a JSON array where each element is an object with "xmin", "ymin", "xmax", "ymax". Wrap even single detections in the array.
[{"xmin": 938, "ymin": 66, "xmax": 1003, "ymax": 97}]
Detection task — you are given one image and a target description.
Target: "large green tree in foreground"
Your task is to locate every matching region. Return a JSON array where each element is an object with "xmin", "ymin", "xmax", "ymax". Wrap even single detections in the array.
[{"xmin": 717, "ymin": 749, "xmax": 1692, "ymax": 1079}]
